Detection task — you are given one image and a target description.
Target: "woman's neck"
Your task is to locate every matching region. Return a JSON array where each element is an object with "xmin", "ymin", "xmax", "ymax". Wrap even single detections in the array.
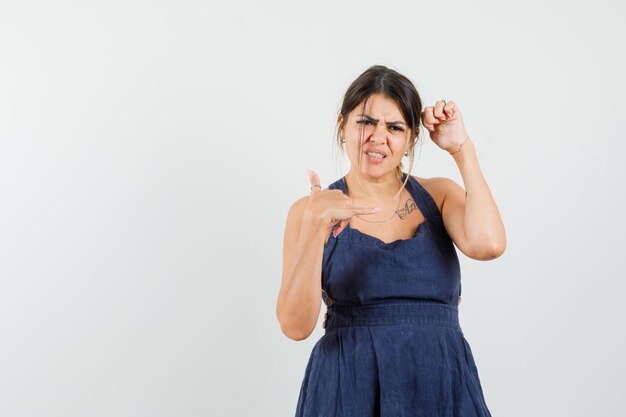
[{"xmin": 344, "ymin": 170, "xmax": 403, "ymax": 200}]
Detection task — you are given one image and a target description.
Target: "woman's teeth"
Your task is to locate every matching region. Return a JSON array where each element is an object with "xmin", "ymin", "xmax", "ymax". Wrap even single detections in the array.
[{"xmin": 366, "ymin": 152, "xmax": 385, "ymax": 158}]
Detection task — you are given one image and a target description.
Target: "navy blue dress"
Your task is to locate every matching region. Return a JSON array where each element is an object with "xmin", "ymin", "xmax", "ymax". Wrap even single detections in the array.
[{"xmin": 294, "ymin": 172, "xmax": 493, "ymax": 417}]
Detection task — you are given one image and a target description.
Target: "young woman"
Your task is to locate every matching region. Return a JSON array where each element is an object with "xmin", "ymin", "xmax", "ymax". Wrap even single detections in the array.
[{"xmin": 276, "ymin": 65, "xmax": 506, "ymax": 416}]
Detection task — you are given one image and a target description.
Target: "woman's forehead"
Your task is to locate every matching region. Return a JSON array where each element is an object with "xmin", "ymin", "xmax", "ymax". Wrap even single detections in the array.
[{"xmin": 352, "ymin": 94, "xmax": 404, "ymax": 120}]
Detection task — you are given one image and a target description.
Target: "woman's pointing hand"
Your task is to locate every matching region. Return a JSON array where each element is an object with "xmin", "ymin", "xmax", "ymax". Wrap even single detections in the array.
[{"xmin": 306, "ymin": 169, "xmax": 381, "ymax": 238}]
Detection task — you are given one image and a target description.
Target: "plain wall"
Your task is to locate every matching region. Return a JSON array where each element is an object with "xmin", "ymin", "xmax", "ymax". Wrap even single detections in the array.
[{"xmin": 1, "ymin": 0, "xmax": 624, "ymax": 416}]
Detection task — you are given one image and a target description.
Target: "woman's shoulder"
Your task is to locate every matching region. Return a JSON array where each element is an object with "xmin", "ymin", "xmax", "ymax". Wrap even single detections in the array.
[
  {"xmin": 410, "ymin": 175, "xmax": 459, "ymax": 213},
  {"xmin": 287, "ymin": 195, "xmax": 310, "ymax": 217},
  {"xmin": 285, "ymin": 194, "xmax": 333, "ymax": 245},
  {"xmin": 411, "ymin": 175, "xmax": 456, "ymax": 190},
  {"xmin": 284, "ymin": 196, "xmax": 311, "ymax": 240}
]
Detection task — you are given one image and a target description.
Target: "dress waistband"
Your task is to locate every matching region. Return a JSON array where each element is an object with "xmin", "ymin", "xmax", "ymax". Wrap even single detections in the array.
[{"xmin": 323, "ymin": 301, "xmax": 461, "ymax": 331}]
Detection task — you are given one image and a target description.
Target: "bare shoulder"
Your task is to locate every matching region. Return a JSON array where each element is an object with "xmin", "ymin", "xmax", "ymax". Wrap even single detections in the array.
[
  {"xmin": 289, "ymin": 195, "xmax": 310, "ymax": 212},
  {"xmin": 283, "ymin": 196, "xmax": 309, "ymax": 261},
  {"xmin": 285, "ymin": 195, "xmax": 332, "ymax": 245},
  {"xmin": 286, "ymin": 195, "xmax": 310, "ymax": 223},
  {"xmin": 410, "ymin": 175, "xmax": 463, "ymax": 213}
]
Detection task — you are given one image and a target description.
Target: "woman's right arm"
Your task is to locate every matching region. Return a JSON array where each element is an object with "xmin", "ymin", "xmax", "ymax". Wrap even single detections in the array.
[
  {"xmin": 276, "ymin": 196, "xmax": 328, "ymax": 341},
  {"xmin": 276, "ymin": 170, "xmax": 379, "ymax": 340}
]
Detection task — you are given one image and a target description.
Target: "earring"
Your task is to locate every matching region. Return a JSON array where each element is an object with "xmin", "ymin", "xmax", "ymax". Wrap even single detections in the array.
[{"xmin": 404, "ymin": 151, "xmax": 409, "ymax": 157}]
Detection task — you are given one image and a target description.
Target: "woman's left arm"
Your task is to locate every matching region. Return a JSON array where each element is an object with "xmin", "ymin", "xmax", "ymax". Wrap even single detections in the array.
[
  {"xmin": 440, "ymin": 138, "xmax": 507, "ymax": 260},
  {"xmin": 422, "ymin": 100, "xmax": 506, "ymax": 260}
]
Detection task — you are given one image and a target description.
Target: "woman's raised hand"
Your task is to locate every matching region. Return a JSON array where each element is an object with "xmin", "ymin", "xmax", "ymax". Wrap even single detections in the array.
[
  {"xmin": 421, "ymin": 99, "xmax": 469, "ymax": 151},
  {"xmin": 306, "ymin": 169, "xmax": 381, "ymax": 238}
]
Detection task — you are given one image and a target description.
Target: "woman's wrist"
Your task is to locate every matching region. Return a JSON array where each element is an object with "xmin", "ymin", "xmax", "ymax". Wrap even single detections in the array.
[{"xmin": 446, "ymin": 136, "xmax": 470, "ymax": 156}]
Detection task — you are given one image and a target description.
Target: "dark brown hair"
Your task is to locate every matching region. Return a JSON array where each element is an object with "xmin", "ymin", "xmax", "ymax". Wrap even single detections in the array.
[{"xmin": 335, "ymin": 65, "xmax": 423, "ymax": 193}]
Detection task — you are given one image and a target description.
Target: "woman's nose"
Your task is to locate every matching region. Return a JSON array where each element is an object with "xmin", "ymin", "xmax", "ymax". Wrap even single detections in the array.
[{"xmin": 370, "ymin": 122, "xmax": 387, "ymax": 142}]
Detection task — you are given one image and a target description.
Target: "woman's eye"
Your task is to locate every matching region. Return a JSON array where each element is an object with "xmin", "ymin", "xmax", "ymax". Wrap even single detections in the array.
[{"xmin": 356, "ymin": 120, "xmax": 404, "ymax": 132}]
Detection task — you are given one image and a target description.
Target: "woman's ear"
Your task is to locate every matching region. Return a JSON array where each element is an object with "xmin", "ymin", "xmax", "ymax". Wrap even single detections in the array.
[
  {"xmin": 405, "ymin": 132, "xmax": 418, "ymax": 153},
  {"xmin": 337, "ymin": 114, "xmax": 345, "ymax": 139}
]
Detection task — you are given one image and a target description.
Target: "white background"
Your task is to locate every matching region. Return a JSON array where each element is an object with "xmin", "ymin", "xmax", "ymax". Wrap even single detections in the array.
[{"xmin": 1, "ymin": 1, "xmax": 624, "ymax": 416}]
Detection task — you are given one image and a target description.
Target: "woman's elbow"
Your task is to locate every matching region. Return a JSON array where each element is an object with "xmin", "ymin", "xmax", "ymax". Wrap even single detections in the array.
[
  {"xmin": 279, "ymin": 321, "xmax": 314, "ymax": 341},
  {"xmin": 276, "ymin": 309, "xmax": 315, "ymax": 341},
  {"xmin": 479, "ymin": 241, "xmax": 506, "ymax": 260}
]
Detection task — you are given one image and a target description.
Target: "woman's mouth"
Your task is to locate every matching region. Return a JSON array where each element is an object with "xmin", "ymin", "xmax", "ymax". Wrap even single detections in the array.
[{"xmin": 365, "ymin": 151, "xmax": 386, "ymax": 163}]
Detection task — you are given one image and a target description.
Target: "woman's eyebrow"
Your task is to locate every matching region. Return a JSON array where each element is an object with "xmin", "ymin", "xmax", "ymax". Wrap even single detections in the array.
[{"xmin": 357, "ymin": 113, "xmax": 406, "ymax": 125}]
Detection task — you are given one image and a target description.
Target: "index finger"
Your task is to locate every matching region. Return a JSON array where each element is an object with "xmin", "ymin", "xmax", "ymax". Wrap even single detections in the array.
[{"xmin": 307, "ymin": 169, "xmax": 322, "ymax": 195}]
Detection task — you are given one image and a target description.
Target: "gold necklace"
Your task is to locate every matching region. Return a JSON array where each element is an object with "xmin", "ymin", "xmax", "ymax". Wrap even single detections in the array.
[{"xmin": 343, "ymin": 176, "xmax": 404, "ymax": 224}]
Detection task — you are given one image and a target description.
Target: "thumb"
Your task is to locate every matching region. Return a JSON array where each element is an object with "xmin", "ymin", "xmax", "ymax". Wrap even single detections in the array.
[{"xmin": 307, "ymin": 169, "xmax": 322, "ymax": 194}]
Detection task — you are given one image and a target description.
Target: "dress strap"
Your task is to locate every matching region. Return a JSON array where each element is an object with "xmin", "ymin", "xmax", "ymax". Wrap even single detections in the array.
[
  {"xmin": 327, "ymin": 177, "xmax": 346, "ymax": 192},
  {"xmin": 403, "ymin": 173, "xmax": 444, "ymax": 225}
]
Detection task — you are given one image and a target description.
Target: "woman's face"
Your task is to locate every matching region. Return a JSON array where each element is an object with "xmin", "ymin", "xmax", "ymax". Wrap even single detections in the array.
[{"xmin": 339, "ymin": 93, "xmax": 412, "ymax": 178}]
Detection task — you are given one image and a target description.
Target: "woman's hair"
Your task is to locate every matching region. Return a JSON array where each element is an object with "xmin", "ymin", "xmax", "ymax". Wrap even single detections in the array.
[{"xmin": 335, "ymin": 65, "xmax": 423, "ymax": 196}]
